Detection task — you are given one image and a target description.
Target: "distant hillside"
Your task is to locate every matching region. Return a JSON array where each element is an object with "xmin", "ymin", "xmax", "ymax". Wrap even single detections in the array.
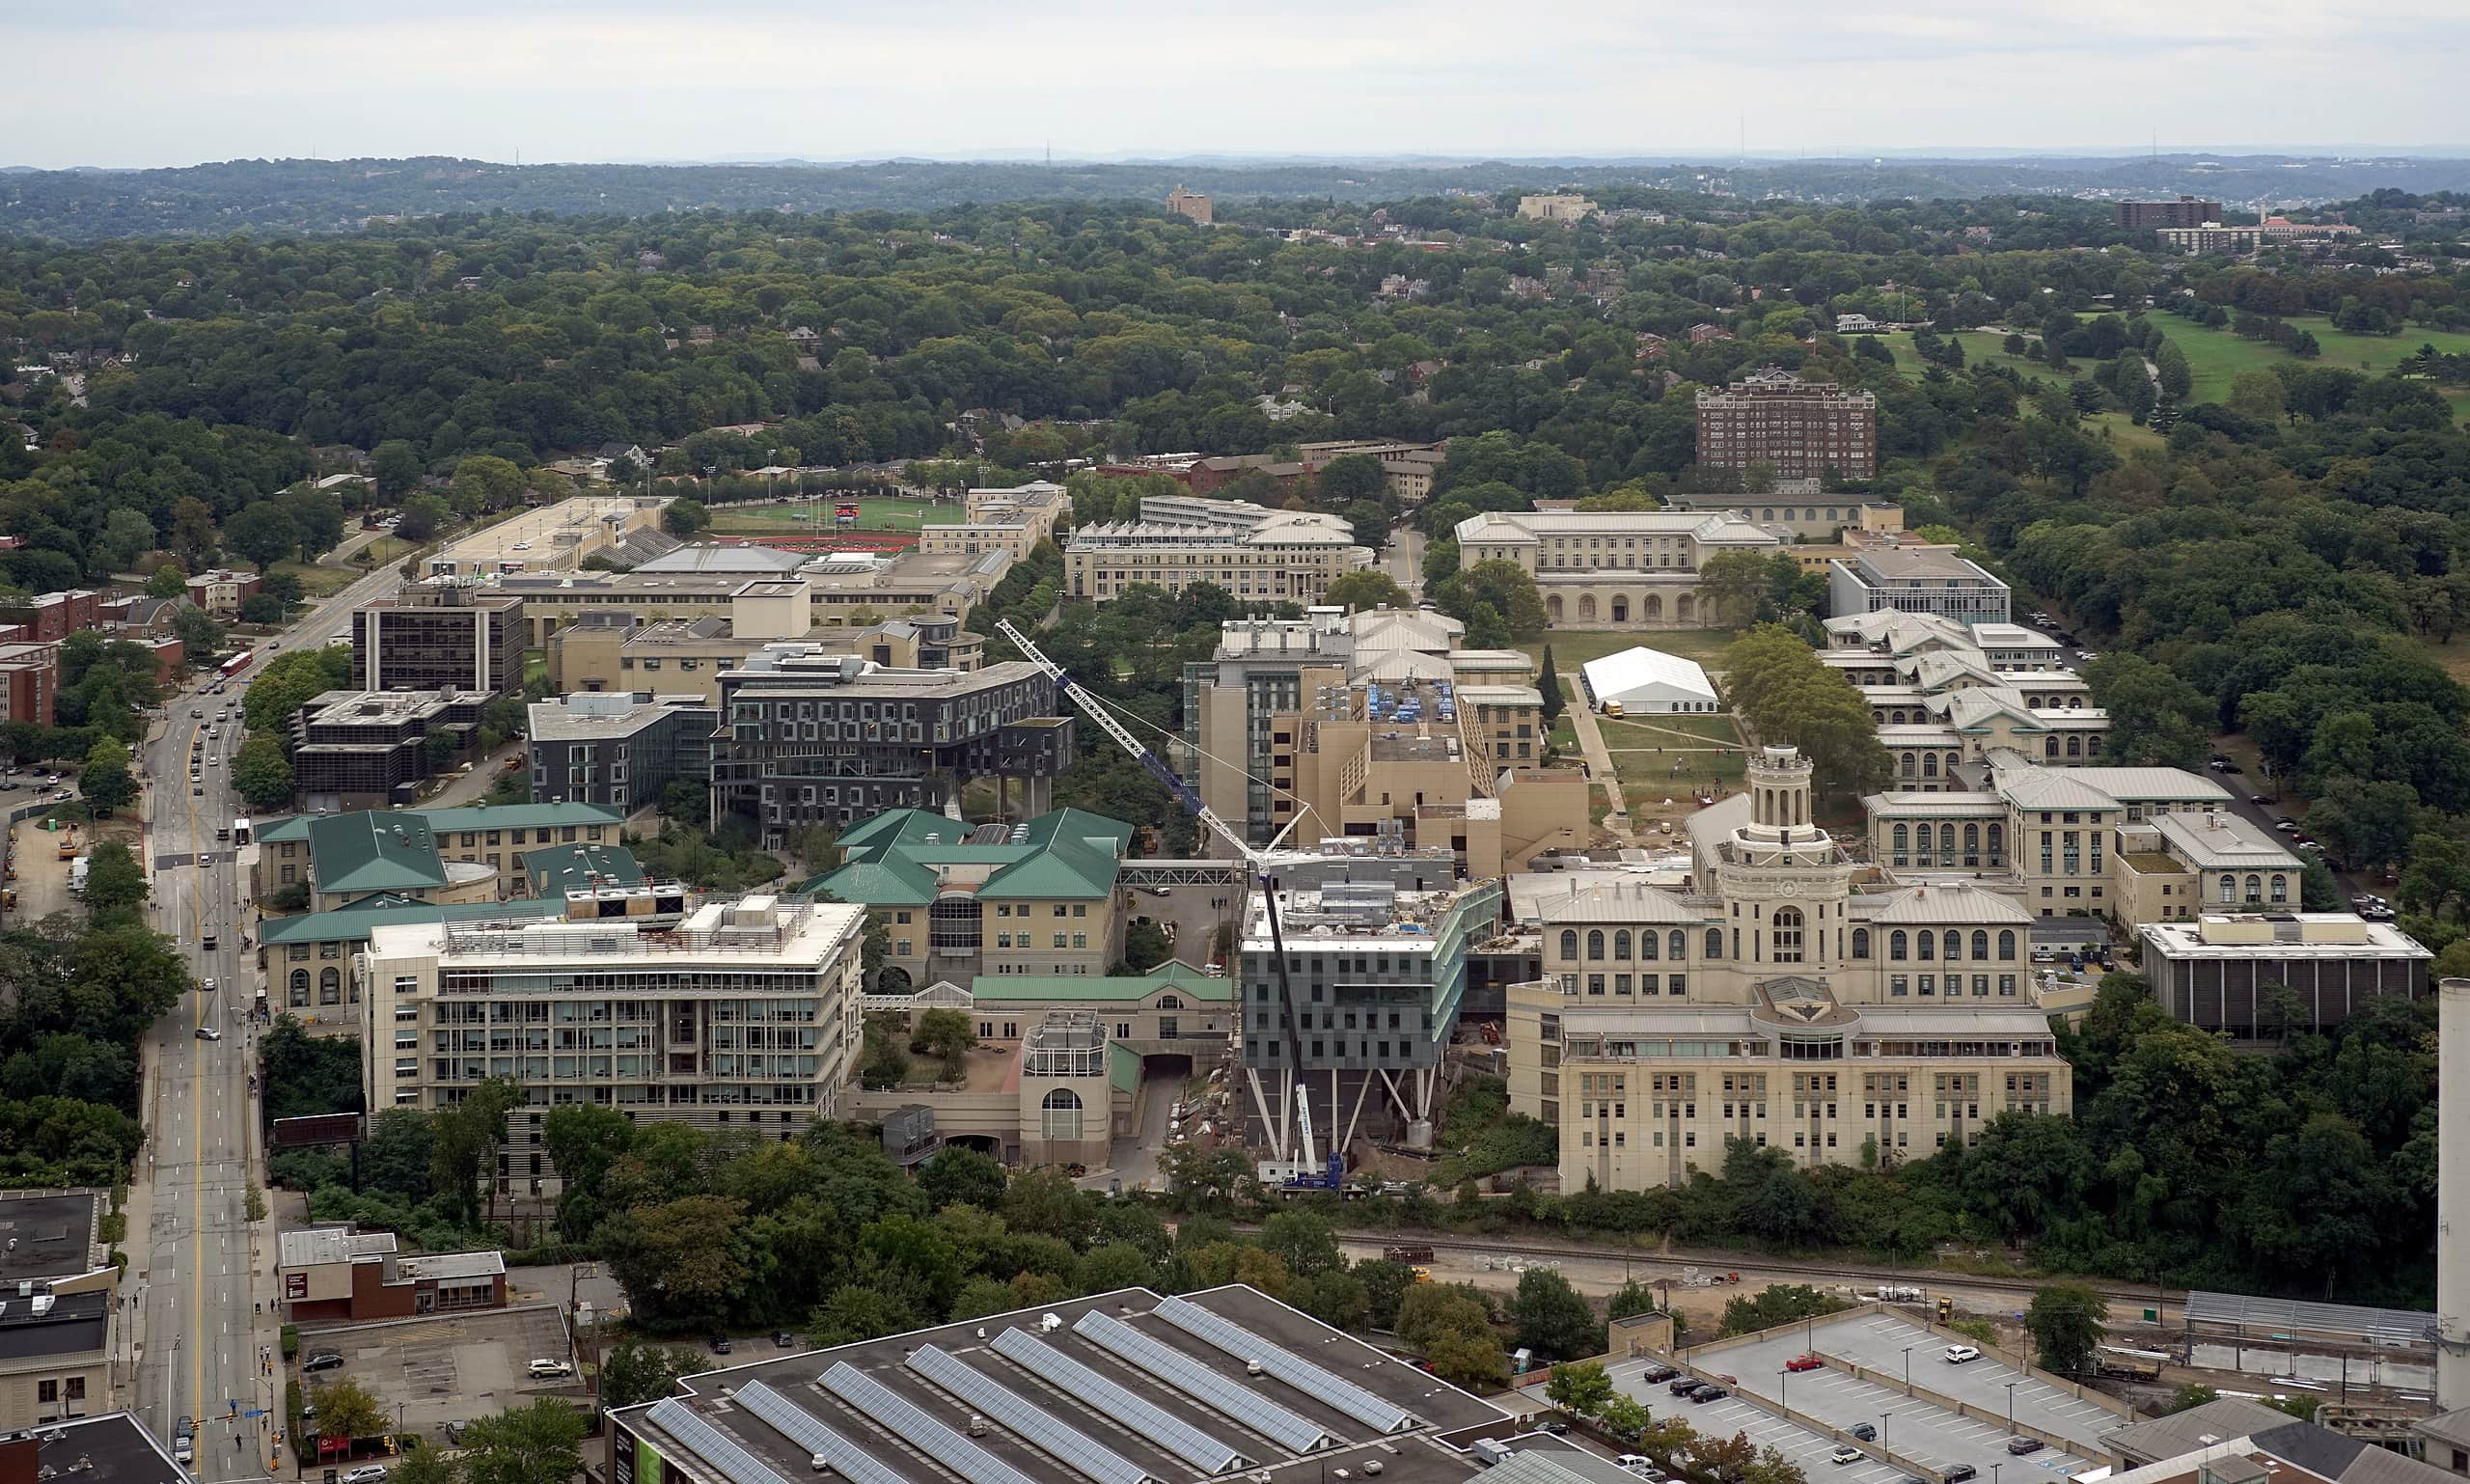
[{"xmin": 10, "ymin": 152, "xmax": 2470, "ymax": 238}]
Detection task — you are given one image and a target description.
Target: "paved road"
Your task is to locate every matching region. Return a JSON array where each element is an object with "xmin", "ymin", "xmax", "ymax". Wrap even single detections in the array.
[
  {"xmin": 126, "ymin": 558, "xmax": 403, "ymax": 1471},
  {"xmin": 1385, "ymin": 526, "xmax": 1426, "ymax": 600},
  {"xmin": 1561, "ymin": 685, "xmax": 1636, "ymax": 843}
]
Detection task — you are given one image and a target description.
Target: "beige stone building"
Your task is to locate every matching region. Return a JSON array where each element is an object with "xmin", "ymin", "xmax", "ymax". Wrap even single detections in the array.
[
  {"xmin": 1453, "ymin": 508, "xmax": 1781, "ymax": 628},
  {"xmin": 550, "ymin": 608, "xmax": 984, "ymax": 701},
  {"xmin": 1506, "ymin": 745, "xmax": 2072, "ymax": 1188},
  {"xmin": 1166, "ymin": 186, "xmax": 1213, "ymax": 225},
  {"xmin": 1066, "ymin": 496, "xmax": 1371, "ymax": 607},
  {"xmin": 1185, "ymin": 607, "xmax": 1586, "ymax": 871},
  {"xmin": 1518, "ymin": 193, "xmax": 1600, "ymax": 222}
]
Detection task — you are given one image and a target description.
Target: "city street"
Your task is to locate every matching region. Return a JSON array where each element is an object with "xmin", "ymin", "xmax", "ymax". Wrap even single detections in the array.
[{"xmin": 127, "ymin": 556, "xmax": 403, "ymax": 1473}]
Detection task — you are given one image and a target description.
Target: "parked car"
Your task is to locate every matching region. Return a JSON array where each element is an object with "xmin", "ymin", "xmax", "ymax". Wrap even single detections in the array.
[
  {"xmin": 302, "ymin": 1350, "xmax": 343, "ymax": 1371},
  {"xmin": 343, "ymin": 1467, "xmax": 391, "ymax": 1484},
  {"xmin": 1848, "ymin": 1424, "xmax": 1877, "ymax": 1443},
  {"xmin": 1943, "ymin": 1345, "xmax": 1981, "ymax": 1364},
  {"xmin": 2250, "ymin": 795, "xmax": 2272, "ymax": 807},
  {"xmin": 1944, "ymin": 1468, "xmax": 1978, "ymax": 1483},
  {"xmin": 174, "ymin": 1419, "xmax": 193, "ymax": 1465},
  {"xmin": 1830, "ymin": 1448, "xmax": 1865, "ymax": 1466},
  {"xmin": 527, "ymin": 1359, "xmax": 574, "ymax": 1378},
  {"xmin": 1615, "ymin": 1457, "xmax": 1663, "ymax": 1479},
  {"xmin": 1639, "ymin": 1363, "xmax": 1679, "ymax": 1384},
  {"xmin": 1688, "ymin": 1385, "xmax": 1728, "ymax": 1403},
  {"xmin": 1536, "ymin": 1420, "xmax": 1570, "ymax": 1437},
  {"xmin": 2007, "ymin": 1440, "xmax": 2045, "ymax": 1457},
  {"xmin": 1786, "ymin": 1354, "xmax": 1824, "ymax": 1373},
  {"xmin": 1669, "ymin": 1376, "xmax": 1702, "ymax": 1395},
  {"xmin": 773, "ymin": 1332, "xmax": 798, "ymax": 1348},
  {"xmin": 194, "ymin": 1026, "xmax": 222, "ymax": 1041},
  {"xmin": 710, "ymin": 1334, "xmax": 732, "ymax": 1354}
]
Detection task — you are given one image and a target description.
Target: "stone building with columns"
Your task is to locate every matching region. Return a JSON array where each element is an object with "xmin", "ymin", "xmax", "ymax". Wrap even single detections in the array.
[
  {"xmin": 1452, "ymin": 508, "xmax": 1781, "ymax": 629},
  {"xmin": 1505, "ymin": 745, "xmax": 2072, "ymax": 1189}
]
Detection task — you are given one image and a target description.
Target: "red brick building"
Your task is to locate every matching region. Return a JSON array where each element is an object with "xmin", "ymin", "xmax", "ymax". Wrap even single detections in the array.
[
  {"xmin": 0, "ymin": 643, "xmax": 61, "ymax": 726},
  {"xmin": 1694, "ymin": 368, "xmax": 1879, "ymax": 481},
  {"xmin": 0, "ymin": 591, "xmax": 99, "ymax": 644},
  {"xmin": 275, "ymin": 1227, "xmax": 508, "ymax": 1323}
]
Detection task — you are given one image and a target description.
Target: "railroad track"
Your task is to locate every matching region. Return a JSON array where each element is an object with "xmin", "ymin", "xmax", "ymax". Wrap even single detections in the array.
[{"xmin": 1320, "ymin": 1229, "xmax": 2176, "ymax": 1309}]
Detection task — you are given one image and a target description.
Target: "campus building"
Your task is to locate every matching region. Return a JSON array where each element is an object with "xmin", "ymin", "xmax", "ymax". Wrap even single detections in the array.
[
  {"xmin": 1826, "ymin": 547, "xmax": 2013, "ymax": 626},
  {"xmin": 1695, "ymin": 369, "xmax": 1879, "ymax": 481},
  {"xmin": 348, "ymin": 581, "xmax": 529, "ymax": 696},
  {"xmin": 361, "ymin": 893, "xmax": 867, "ymax": 1194},
  {"xmin": 1064, "ymin": 496, "xmax": 1372, "ymax": 607},
  {"xmin": 2137, "ymin": 914, "xmax": 2431, "ymax": 1037},
  {"xmin": 1241, "ymin": 862, "xmax": 1505, "ymax": 1167},
  {"xmin": 252, "ymin": 802, "xmax": 628, "ymax": 913},
  {"xmin": 1823, "ymin": 611, "xmax": 2106, "ymax": 775},
  {"xmin": 1504, "ymin": 745, "xmax": 2073, "ymax": 1189},
  {"xmin": 2116, "ymin": 195, "xmax": 2225, "ymax": 231},
  {"xmin": 550, "ymin": 608, "xmax": 985, "ymax": 701},
  {"xmin": 420, "ymin": 493, "xmax": 669, "ymax": 578},
  {"xmin": 275, "ymin": 1225, "xmax": 508, "ymax": 1323},
  {"xmin": 527, "ymin": 691, "xmax": 719, "ymax": 812},
  {"xmin": 1183, "ymin": 607, "xmax": 1587, "ymax": 871},
  {"xmin": 1452, "ymin": 508, "xmax": 1780, "ymax": 629},
  {"xmin": 288, "ymin": 689, "xmax": 492, "ymax": 809},
  {"xmin": 707, "ymin": 646, "xmax": 1074, "ymax": 839},
  {"xmin": 805, "ymin": 808, "xmax": 1135, "ymax": 993}
]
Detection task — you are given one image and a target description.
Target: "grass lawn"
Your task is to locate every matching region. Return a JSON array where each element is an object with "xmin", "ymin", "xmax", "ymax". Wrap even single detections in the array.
[
  {"xmin": 270, "ymin": 559, "xmax": 356, "ymax": 597},
  {"xmin": 1601, "ymin": 716, "xmax": 1747, "ymax": 791},
  {"xmin": 1523, "ymin": 628, "xmax": 1742, "ymax": 673},
  {"xmin": 1602, "ymin": 712, "xmax": 1742, "ymax": 745},
  {"xmin": 712, "ymin": 497, "xmax": 963, "ymax": 534},
  {"xmin": 2084, "ymin": 412, "xmax": 2167, "ymax": 454},
  {"xmin": 2160, "ymin": 315, "xmax": 2470, "ymax": 417},
  {"xmin": 1888, "ymin": 330, "xmax": 2051, "ymax": 383}
]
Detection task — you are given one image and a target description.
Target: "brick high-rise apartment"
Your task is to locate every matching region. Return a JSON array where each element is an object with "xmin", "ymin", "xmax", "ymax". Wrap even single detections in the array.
[
  {"xmin": 2116, "ymin": 196, "xmax": 2224, "ymax": 231},
  {"xmin": 1694, "ymin": 368, "xmax": 1878, "ymax": 481}
]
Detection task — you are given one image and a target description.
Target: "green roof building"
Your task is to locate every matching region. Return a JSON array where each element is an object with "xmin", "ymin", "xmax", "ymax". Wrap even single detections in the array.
[
  {"xmin": 252, "ymin": 802, "xmax": 627, "ymax": 912},
  {"xmin": 258, "ymin": 893, "xmax": 571, "ymax": 1022},
  {"xmin": 810, "ymin": 807, "xmax": 1137, "ymax": 993}
]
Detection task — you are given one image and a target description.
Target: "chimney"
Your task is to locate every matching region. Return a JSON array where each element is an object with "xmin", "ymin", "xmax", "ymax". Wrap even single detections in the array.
[{"xmin": 2440, "ymin": 977, "xmax": 2470, "ymax": 1409}]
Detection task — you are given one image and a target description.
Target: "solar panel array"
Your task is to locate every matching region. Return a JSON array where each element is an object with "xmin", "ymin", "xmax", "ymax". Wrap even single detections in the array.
[
  {"xmin": 1072, "ymin": 1311, "xmax": 1333, "ymax": 1454},
  {"xmin": 989, "ymin": 1327, "xmax": 1248, "ymax": 1475},
  {"xmin": 821, "ymin": 1360, "xmax": 1042, "ymax": 1484},
  {"xmin": 1153, "ymin": 1297, "xmax": 1415, "ymax": 1434},
  {"xmin": 729, "ymin": 1381, "xmax": 911, "ymax": 1484},
  {"xmin": 907, "ymin": 1344, "xmax": 1162, "ymax": 1484},
  {"xmin": 645, "ymin": 1399, "xmax": 800, "ymax": 1484}
]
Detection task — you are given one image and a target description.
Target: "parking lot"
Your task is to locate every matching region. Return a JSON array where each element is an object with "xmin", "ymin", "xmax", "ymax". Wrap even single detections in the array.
[
  {"xmin": 1604, "ymin": 1356, "xmax": 1901, "ymax": 1484},
  {"xmin": 297, "ymin": 1305, "xmax": 576, "ymax": 1445},
  {"xmin": 1709, "ymin": 1313, "xmax": 2121, "ymax": 1474}
]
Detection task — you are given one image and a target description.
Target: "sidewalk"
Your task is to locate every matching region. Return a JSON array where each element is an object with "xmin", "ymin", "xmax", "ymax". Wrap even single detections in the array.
[{"xmin": 1561, "ymin": 684, "xmax": 1636, "ymax": 845}]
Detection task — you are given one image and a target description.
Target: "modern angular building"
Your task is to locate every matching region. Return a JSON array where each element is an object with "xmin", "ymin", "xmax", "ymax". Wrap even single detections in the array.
[
  {"xmin": 2116, "ymin": 195, "xmax": 2225, "ymax": 231},
  {"xmin": 1695, "ymin": 368, "xmax": 1879, "ymax": 481},
  {"xmin": 708, "ymin": 646, "xmax": 1073, "ymax": 840},
  {"xmin": 288, "ymin": 689, "xmax": 491, "ymax": 809},
  {"xmin": 2137, "ymin": 914, "xmax": 2430, "ymax": 1037},
  {"xmin": 1504, "ymin": 745, "xmax": 2073, "ymax": 1188},
  {"xmin": 1826, "ymin": 546, "xmax": 2013, "ymax": 626},
  {"xmin": 1240, "ymin": 857, "xmax": 1504, "ymax": 1168},
  {"xmin": 527, "ymin": 691, "xmax": 719, "ymax": 812},
  {"xmin": 360, "ymin": 892, "xmax": 866, "ymax": 1194}
]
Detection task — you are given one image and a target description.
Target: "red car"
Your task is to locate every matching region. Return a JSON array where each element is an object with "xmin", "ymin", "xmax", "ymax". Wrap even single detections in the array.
[{"xmin": 1786, "ymin": 1355, "xmax": 1824, "ymax": 1373}]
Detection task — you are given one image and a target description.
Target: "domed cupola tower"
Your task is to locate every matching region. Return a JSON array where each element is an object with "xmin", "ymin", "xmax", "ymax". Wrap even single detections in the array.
[{"xmin": 1713, "ymin": 746, "xmax": 1857, "ymax": 973}]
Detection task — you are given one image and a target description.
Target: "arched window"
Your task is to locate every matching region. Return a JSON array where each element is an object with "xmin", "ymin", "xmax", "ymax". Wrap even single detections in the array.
[
  {"xmin": 1157, "ymin": 994, "xmax": 1184, "ymax": 1010},
  {"xmin": 1613, "ymin": 929, "xmax": 1633, "ymax": 960},
  {"xmin": 1547, "ymin": 595, "xmax": 1564, "ymax": 621},
  {"xmin": 1774, "ymin": 907, "xmax": 1805, "ymax": 963},
  {"xmin": 1889, "ymin": 930, "xmax": 1908, "ymax": 961},
  {"xmin": 1578, "ymin": 595, "xmax": 1598, "ymax": 621},
  {"xmin": 1988, "ymin": 823, "xmax": 2004, "ymax": 858},
  {"xmin": 1852, "ymin": 927, "xmax": 1871, "ymax": 959},
  {"xmin": 2045, "ymin": 737, "xmax": 2061, "ymax": 758},
  {"xmin": 1669, "ymin": 929, "xmax": 1687, "ymax": 961},
  {"xmin": 1914, "ymin": 823, "xmax": 1932, "ymax": 856},
  {"xmin": 1998, "ymin": 930, "xmax": 2017, "ymax": 960},
  {"xmin": 1971, "ymin": 930, "xmax": 1990, "ymax": 960},
  {"xmin": 1892, "ymin": 823, "xmax": 1909, "ymax": 854},
  {"xmin": 2270, "ymin": 874, "xmax": 2289, "ymax": 904},
  {"xmin": 2066, "ymin": 735, "xmax": 2082, "ymax": 757},
  {"xmin": 1559, "ymin": 929, "xmax": 1578, "ymax": 960},
  {"xmin": 1705, "ymin": 928, "xmax": 1724, "ymax": 959},
  {"xmin": 1943, "ymin": 929, "xmax": 1962, "ymax": 961},
  {"xmin": 319, "ymin": 967, "xmax": 342, "ymax": 1004},
  {"xmin": 1638, "ymin": 931, "xmax": 1659, "ymax": 961},
  {"xmin": 1963, "ymin": 824, "xmax": 1980, "ymax": 857},
  {"xmin": 2219, "ymin": 873, "xmax": 2237, "ymax": 902},
  {"xmin": 1900, "ymin": 753, "xmax": 1916, "ymax": 778},
  {"xmin": 1587, "ymin": 929, "xmax": 1606, "ymax": 961},
  {"xmin": 1040, "ymin": 1087, "xmax": 1084, "ymax": 1141},
  {"xmin": 1678, "ymin": 593, "xmax": 1696, "ymax": 621},
  {"xmin": 1922, "ymin": 754, "xmax": 1939, "ymax": 778},
  {"xmin": 2245, "ymin": 874, "xmax": 2263, "ymax": 904},
  {"xmin": 1644, "ymin": 594, "xmax": 1663, "ymax": 619},
  {"xmin": 1611, "ymin": 597, "xmax": 1630, "ymax": 624},
  {"xmin": 289, "ymin": 968, "xmax": 310, "ymax": 1007},
  {"xmin": 1917, "ymin": 931, "xmax": 1935, "ymax": 960}
]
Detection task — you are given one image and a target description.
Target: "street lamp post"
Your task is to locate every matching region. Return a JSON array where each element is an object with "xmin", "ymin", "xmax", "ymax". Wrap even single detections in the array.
[
  {"xmin": 2006, "ymin": 1382, "xmax": 2017, "ymax": 1438},
  {"xmin": 1880, "ymin": 1412, "xmax": 1891, "ymax": 1459},
  {"xmin": 1903, "ymin": 1346, "xmax": 1913, "ymax": 1390},
  {"xmin": 1780, "ymin": 1370, "xmax": 1789, "ymax": 1413}
]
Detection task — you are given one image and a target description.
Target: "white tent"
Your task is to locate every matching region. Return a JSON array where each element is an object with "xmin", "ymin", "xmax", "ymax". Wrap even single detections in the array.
[{"xmin": 1580, "ymin": 646, "xmax": 1721, "ymax": 714}]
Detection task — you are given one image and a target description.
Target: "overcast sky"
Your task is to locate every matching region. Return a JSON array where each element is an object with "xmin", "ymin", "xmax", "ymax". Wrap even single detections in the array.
[{"xmin": 6, "ymin": 0, "xmax": 2465, "ymax": 170}]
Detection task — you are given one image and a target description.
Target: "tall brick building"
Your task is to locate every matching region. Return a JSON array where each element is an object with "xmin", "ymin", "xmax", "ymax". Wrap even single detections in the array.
[
  {"xmin": 1695, "ymin": 368, "xmax": 1878, "ymax": 481},
  {"xmin": 2116, "ymin": 196, "xmax": 2224, "ymax": 231},
  {"xmin": 348, "ymin": 581, "xmax": 527, "ymax": 696}
]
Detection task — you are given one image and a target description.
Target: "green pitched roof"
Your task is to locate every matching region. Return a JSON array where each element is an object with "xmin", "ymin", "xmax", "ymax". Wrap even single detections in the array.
[
  {"xmin": 306, "ymin": 812, "xmax": 448, "ymax": 893},
  {"xmin": 809, "ymin": 854, "xmax": 940, "ymax": 907},
  {"xmin": 968, "ymin": 962, "xmax": 1230, "ymax": 1003},
  {"xmin": 414, "ymin": 802, "xmax": 624, "ymax": 834},
  {"xmin": 260, "ymin": 893, "xmax": 568, "ymax": 947},
  {"xmin": 835, "ymin": 808, "xmax": 952, "ymax": 850},
  {"xmin": 521, "ymin": 842, "xmax": 644, "ymax": 896},
  {"xmin": 1109, "ymin": 1041, "xmax": 1139, "ymax": 1093}
]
